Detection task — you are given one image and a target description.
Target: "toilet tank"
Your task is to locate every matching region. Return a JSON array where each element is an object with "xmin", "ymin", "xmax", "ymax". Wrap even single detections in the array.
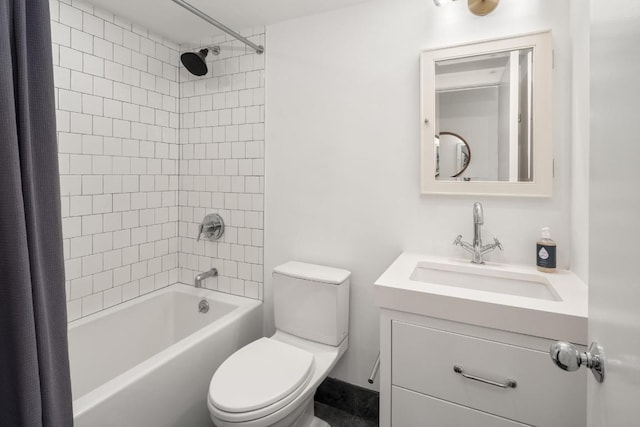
[{"xmin": 273, "ymin": 261, "xmax": 350, "ymax": 347}]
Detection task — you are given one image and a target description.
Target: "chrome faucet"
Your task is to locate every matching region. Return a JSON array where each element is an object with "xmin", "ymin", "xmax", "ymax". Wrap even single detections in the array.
[
  {"xmin": 194, "ymin": 268, "xmax": 218, "ymax": 288},
  {"xmin": 454, "ymin": 202, "xmax": 503, "ymax": 264}
]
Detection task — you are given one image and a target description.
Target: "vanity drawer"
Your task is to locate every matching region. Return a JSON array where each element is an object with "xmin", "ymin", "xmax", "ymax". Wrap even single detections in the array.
[
  {"xmin": 392, "ymin": 321, "xmax": 586, "ymax": 427},
  {"xmin": 392, "ymin": 386, "xmax": 529, "ymax": 427}
]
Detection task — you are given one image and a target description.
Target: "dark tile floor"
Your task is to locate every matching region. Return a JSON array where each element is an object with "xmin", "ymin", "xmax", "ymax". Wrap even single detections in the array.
[
  {"xmin": 315, "ymin": 402, "xmax": 378, "ymax": 427},
  {"xmin": 314, "ymin": 377, "xmax": 379, "ymax": 423}
]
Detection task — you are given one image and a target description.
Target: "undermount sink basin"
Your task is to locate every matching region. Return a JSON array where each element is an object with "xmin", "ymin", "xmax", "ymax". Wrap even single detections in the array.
[{"xmin": 410, "ymin": 262, "xmax": 561, "ymax": 301}]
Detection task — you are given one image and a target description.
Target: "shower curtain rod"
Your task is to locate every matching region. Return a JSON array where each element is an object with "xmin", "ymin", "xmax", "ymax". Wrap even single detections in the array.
[{"xmin": 171, "ymin": 0, "xmax": 264, "ymax": 54}]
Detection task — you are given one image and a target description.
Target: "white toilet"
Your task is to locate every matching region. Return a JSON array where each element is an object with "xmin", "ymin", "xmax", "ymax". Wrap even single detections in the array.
[{"xmin": 207, "ymin": 261, "xmax": 350, "ymax": 427}]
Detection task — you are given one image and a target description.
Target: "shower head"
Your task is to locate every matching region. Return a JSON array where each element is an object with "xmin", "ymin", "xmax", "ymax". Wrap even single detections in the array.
[{"xmin": 180, "ymin": 46, "xmax": 220, "ymax": 76}]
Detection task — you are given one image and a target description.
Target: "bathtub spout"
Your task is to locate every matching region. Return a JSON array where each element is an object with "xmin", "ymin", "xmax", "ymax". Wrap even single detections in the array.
[{"xmin": 195, "ymin": 268, "xmax": 218, "ymax": 288}]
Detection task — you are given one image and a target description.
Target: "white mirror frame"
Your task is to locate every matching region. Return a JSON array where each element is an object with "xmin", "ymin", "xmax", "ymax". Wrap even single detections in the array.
[{"xmin": 420, "ymin": 31, "xmax": 553, "ymax": 197}]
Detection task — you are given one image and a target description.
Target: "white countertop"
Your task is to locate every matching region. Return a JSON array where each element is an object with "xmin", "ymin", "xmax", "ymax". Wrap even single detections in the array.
[{"xmin": 374, "ymin": 252, "xmax": 588, "ymax": 344}]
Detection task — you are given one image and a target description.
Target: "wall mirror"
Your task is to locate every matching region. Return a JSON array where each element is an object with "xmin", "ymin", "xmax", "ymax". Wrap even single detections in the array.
[{"xmin": 421, "ymin": 31, "xmax": 553, "ymax": 197}]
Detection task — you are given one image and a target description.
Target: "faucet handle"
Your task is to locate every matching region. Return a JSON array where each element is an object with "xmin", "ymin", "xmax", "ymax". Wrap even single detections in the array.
[
  {"xmin": 197, "ymin": 222, "xmax": 204, "ymax": 242},
  {"xmin": 493, "ymin": 237, "xmax": 503, "ymax": 251},
  {"xmin": 453, "ymin": 235, "xmax": 463, "ymax": 246},
  {"xmin": 197, "ymin": 213, "xmax": 225, "ymax": 242}
]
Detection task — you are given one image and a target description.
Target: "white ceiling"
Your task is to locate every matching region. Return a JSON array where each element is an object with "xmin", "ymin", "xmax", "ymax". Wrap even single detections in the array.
[{"xmin": 88, "ymin": 0, "xmax": 370, "ymax": 46}]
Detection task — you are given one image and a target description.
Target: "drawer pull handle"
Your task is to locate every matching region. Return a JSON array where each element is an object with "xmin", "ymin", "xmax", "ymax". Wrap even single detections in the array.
[{"xmin": 453, "ymin": 365, "xmax": 517, "ymax": 389}]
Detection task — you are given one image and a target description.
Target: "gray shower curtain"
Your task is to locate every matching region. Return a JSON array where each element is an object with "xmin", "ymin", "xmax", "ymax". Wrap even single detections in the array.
[{"xmin": 0, "ymin": 0, "xmax": 73, "ymax": 426}]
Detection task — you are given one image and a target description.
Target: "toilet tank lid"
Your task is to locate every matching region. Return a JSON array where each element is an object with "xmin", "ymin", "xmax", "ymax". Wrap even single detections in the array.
[{"xmin": 273, "ymin": 261, "xmax": 351, "ymax": 285}]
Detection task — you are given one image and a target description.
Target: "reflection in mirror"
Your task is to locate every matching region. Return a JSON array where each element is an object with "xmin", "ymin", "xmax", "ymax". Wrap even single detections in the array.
[
  {"xmin": 435, "ymin": 132, "xmax": 471, "ymax": 179},
  {"xmin": 435, "ymin": 48, "xmax": 533, "ymax": 182}
]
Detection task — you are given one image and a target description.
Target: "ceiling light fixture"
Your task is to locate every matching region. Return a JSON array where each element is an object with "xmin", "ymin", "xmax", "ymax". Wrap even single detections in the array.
[
  {"xmin": 433, "ymin": 0, "xmax": 500, "ymax": 16},
  {"xmin": 467, "ymin": 0, "xmax": 500, "ymax": 16}
]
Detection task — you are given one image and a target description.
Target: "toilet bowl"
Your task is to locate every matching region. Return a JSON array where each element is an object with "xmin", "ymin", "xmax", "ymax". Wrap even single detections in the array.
[{"xmin": 207, "ymin": 262, "xmax": 350, "ymax": 427}]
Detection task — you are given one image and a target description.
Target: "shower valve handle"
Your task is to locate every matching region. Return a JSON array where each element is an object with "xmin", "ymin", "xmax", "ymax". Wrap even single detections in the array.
[{"xmin": 197, "ymin": 214, "xmax": 225, "ymax": 242}]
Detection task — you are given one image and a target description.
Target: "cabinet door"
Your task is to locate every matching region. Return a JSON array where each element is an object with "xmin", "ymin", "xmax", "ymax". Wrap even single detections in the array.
[
  {"xmin": 392, "ymin": 321, "xmax": 586, "ymax": 426},
  {"xmin": 392, "ymin": 386, "xmax": 529, "ymax": 427}
]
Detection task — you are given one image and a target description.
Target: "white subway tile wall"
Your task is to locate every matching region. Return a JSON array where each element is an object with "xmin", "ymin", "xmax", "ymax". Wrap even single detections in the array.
[
  {"xmin": 52, "ymin": 1, "xmax": 265, "ymax": 321},
  {"xmin": 178, "ymin": 32, "xmax": 265, "ymax": 300},
  {"xmin": 52, "ymin": 0, "xmax": 180, "ymax": 321}
]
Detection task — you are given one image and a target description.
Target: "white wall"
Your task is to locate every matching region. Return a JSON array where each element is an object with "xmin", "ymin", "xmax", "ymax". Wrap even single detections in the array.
[
  {"xmin": 177, "ymin": 31, "xmax": 266, "ymax": 300},
  {"xmin": 569, "ymin": 0, "xmax": 590, "ymax": 282},
  {"xmin": 266, "ymin": 0, "xmax": 573, "ymax": 389},
  {"xmin": 52, "ymin": 0, "xmax": 180, "ymax": 320}
]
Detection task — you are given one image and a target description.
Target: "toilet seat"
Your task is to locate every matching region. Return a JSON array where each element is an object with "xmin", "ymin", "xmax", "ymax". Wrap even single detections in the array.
[{"xmin": 208, "ymin": 338, "xmax": 315, "ymax": 423}]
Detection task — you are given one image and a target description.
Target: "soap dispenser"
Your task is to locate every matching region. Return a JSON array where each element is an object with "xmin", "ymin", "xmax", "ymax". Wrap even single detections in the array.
[{"xmin": 536, "ymin": 227, "xmax": 557, "ymax": 272}]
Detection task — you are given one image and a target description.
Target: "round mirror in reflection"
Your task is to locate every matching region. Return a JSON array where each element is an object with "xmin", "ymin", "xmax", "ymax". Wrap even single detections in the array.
[{"xmin": 435, "ymin": 132, "xmax": 471, "ymax": 179}]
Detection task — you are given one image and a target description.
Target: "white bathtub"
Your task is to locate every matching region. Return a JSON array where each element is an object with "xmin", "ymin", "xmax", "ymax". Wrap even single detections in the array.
[{"xmin": 69, "ymin": 283, "xmax": 262, "ymax": 427}]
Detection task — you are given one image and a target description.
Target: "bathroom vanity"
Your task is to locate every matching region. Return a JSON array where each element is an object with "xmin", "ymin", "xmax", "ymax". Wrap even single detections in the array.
[{"xmin": 374, "ymin": 253, "xmax": 588, "ymax": 427}]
